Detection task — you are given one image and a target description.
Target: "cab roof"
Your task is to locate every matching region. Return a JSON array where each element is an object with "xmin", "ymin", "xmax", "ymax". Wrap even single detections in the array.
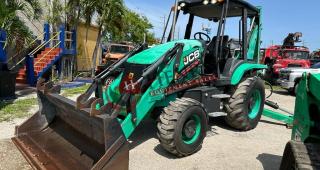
[{"xmin": 179, "ymin": 0, "xmax": 260, "ymax": 19}]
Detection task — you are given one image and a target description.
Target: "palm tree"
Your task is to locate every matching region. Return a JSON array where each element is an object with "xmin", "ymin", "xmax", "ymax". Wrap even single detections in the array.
[
  {"xmin": 66, "ymin": 0, "xmax": 156, "ymax": 76},
  {"xmin": 78, "ymin": 0, "xmax": 125, "ymax": 76},
  {"xmin": 0, "ymin": 0, "xmax": 42, "ymax": 48},
  {"xmin": 46, "ymin": 0, "xmax": 64, "ymax": 30}
]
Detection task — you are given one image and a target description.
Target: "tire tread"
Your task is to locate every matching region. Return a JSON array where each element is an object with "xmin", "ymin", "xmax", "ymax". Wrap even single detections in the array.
[
  {"xmin": 225, "ymin": 77, "xmax": 264, "ymax": 130},
  {"xmin": 157, "ymin": 97, "xmax": 203, "ymax": 157}
]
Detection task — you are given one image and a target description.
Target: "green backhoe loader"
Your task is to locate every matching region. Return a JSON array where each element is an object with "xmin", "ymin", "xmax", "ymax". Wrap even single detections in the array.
[
  {"xmin": 12, "ymin": 0, "xmax": 267, "ymax": 169},
  {"xmin": 279, "ymin": 73, "xmax": 320, "ymax": 169}
]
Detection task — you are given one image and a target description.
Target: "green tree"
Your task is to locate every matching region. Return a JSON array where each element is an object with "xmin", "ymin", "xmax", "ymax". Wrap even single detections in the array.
[
  {"xmin": 77, "ymin": 0, "xmax": 125, "ymax": 76},
  {"xmin": 46, "ymin": 0, "xmax": 65, "ymax": 29},
  {"xmin": 65, "ymin": 0, "xmax": 157, "ymax": 75},
  {"xmin": 146, "ymin": 32, "xmax": 159, "ymax": 45},
  {"xmin": 0, "ymin": 0, "xmax": 42, "ymax": 47},
  {"xmin": 105, "ymin": 9, "xmax": 157, "ymax": 45}
]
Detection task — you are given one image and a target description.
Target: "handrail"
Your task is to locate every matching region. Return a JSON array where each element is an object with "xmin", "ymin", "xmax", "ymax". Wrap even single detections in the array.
[
  {"xmin": 8, "ymin": 32, "xmax": 45, "ymax": 63},
  {"xmin": 10, "ymin": 56, "xmax": 27, "ymax": 70},
  {"xmin": 34, "ymin": 41, "xmax": 61, "ymax": 65},
  {"xmin": 0, "ymin": 40, "xmax": 6, "ymax": 50},
  {"xmin": 8, "ymin": 32, "xmax": 46, "ymax": 70},
  {"xmin": 50, "ymin": 32, "xmax": 60, "ymax": 35},
  {"xmin": 29, "ymin": 32, "xmax": 60, "ymax": 56}
]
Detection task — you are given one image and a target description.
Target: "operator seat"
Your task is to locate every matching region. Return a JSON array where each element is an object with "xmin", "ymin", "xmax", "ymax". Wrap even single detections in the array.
[{"xmin": 204, "ymin": 36, "xmax": 230, "ymax": 74}]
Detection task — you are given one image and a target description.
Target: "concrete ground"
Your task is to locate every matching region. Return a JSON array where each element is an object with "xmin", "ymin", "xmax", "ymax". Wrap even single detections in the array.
[{"xmin": 0, "ymin": 89, "xmax": 295, "ymax": 170}]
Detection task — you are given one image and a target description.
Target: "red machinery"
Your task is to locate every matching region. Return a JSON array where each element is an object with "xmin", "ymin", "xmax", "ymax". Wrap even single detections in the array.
[{"xmin": 261, "ymin": 33, "xmax": 311, "ymax": 82}]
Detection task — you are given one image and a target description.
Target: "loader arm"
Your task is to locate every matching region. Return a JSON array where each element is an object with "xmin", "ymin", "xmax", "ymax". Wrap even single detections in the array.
[{"xmin": 102, "ymin": 41, "xmax": 204, "ymax": 138}]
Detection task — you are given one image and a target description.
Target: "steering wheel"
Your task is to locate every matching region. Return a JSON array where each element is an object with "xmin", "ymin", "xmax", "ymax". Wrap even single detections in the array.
[{"xmin": 194, "ymin": 32, "xmax": 211, "ymax": 42}]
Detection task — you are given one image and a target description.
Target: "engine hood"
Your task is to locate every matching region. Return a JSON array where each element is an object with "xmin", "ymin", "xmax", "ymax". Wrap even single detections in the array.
[
  {"xmin": 126, "ymin": 40, "xmax": 204, "ymax": 65},
  {"xmin": 275, "ymin": 59, "xmax": 310, "ymax": 68}
]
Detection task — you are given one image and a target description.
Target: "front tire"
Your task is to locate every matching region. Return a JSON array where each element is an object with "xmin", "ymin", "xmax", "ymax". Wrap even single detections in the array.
[
  {"xmin": 157, "ymin": 98, "xmax": 207, "ymax": 157},
  {"xmin": 280, "ymin": 141, "xmax": 320, "ymax": 170},
  {"xmin": 225, "ymin": 76, "xmax": 265, "ymax": 131}
]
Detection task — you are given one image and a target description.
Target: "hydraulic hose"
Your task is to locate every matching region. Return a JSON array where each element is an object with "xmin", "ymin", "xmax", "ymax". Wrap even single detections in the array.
[{"xmin": 265, "ymin": 81, "xmax": 273, "ymax": 99}]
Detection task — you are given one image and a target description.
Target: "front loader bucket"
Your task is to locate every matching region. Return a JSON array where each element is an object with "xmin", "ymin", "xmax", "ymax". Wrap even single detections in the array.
[{"xmin": 11, "ymin": 80, "xmax": 129, "ymax": 170}]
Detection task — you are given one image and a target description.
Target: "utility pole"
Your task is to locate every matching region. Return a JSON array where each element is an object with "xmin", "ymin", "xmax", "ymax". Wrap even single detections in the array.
[
  {"xmin": 160, "ymin": 15, "xmax": 166, "ymax": 41},
  {"xmin": 161, "ymin": 10, "xmax": 172, "ymax": 43},
  {"xmin": 161, "ymin": 15, "xmax": 166, "ymax": 33},
  {"xmin": 171, "ymin": 0, "xmax": 178, "ymax": 41}
]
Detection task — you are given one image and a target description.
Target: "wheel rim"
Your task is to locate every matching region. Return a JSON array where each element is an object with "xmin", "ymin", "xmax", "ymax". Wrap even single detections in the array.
[
  {"xmin": 248, "ymin": 90, "xmax": 262, "ymax": 119},
  {"xmin": 182, "ymin": 114, "xmax": 201, "ymax": 144}
]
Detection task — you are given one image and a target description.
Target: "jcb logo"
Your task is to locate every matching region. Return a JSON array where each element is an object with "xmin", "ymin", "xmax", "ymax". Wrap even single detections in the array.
[{"xmin": 183, "ymin": 50, "xmax": 200, "ymax": 65}]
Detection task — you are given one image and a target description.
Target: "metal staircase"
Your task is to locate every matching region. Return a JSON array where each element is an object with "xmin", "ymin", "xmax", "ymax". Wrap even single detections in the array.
[
  {"xmin": 16, "ymin": 48, "xmax": 62, "ymax": 84},
  {"xmin": 14, "ymin": 24, "xmax": 76, "ymax": 86}
]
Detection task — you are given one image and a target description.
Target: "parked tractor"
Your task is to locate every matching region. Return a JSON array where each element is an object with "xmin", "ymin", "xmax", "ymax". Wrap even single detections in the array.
[
  {"xmin": 279, "ymin": 73, "xmax": 320, "ymax": 169},
  {"xmin": 12, "ymin": 0, "xmax": 266, "ymax": 169},
  {"xmin": 261, "ymin": 33, "xmax": 311, "ymax": 83}
]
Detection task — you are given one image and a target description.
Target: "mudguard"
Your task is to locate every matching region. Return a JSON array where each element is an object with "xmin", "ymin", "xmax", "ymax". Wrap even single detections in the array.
[{"xmin": 231, "ymin": 63, "xmax": 267, "ymax": 85}]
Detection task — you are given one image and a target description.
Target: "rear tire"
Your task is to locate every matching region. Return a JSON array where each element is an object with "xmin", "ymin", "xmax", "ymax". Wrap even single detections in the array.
[
  {"xmin": 157, "ymin": 98, "xmax": 207, "ymax": 157},
  {"xmin": 225, "ymin": 76, "xmax": 265, "ymax": 131},
  {"xmin": 280, "ymin": 141, "xmax": 296, "ymax": 170}
]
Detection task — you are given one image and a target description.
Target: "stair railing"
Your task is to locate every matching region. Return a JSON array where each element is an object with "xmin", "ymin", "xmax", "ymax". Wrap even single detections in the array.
[
  {"xmin": 0, "ymin": 40, "xmax": 5, "ymax": 49},
  {"xmin": 34, "ymin": 41, "xmax": 61, "ymax": 65},
  {"xmin": 26, "ymin": 32, "xmax": 60, "ymax": 85},
  {"xmin": 0, "ymin": 30, "xmax": 7, "ymax": 65},
  {"xmin": 29, "ymin": 32, "xmax": 61, "ymax": 57},
  {"xmin": 8, "ymin": 32, "xmax": 45, "ymax": 70}
]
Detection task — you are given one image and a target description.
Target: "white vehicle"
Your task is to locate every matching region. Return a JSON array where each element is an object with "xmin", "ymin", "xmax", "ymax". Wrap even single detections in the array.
[{"xmin": 277, "ymin": 62, "xmax": 320, "ymax": 94}]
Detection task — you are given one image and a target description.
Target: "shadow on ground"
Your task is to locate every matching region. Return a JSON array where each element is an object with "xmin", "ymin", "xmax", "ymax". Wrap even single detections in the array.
[
  {"xmin": 128, "ymin": 115, "xmax": 281, "ymax": 159},
  {"xmin": 272, "ymin": 90, "xmax": 292, "ymax": 96},
  {"xmin": 128, "ymin": 118, "xmax": 179, "ymax": 159},
  {"xmin": 128, "ymin": 118, "xmax": 157, "ymax": 150},
  {"xmin": 208, "ymin": 116, "xmax": 242, "ymax": 132},
  {"xmin": 257, "ymin": 153, "xmax": 282, "ymax": 170},
  {"xmin": 260, "ymin": 119, "xmax": 288, "ymax": 127},
  {"xmin": 153, "ymin": 144, "xmax": 179, "ymax": 159},
  {"xmin": 15, "ymin": 85, "xmax": 36, "ymax": 98},
  {"xmin": 128, "ymin": 115, "xmax": 230, "ymax": 158},
  {"xmin": 0, "ymin": 100, "xmax": 14, "ymax": 110}
]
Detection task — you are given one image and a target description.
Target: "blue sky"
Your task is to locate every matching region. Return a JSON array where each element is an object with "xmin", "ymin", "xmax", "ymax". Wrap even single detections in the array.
[{"xmin": 124, "ymin": 0, "xmax": 320, "ymax": 51}]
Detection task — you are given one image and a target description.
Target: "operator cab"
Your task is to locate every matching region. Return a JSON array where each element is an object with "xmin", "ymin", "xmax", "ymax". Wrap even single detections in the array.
[{"xmin": 164, "ymin": 0, "xmax": 261, "ymax": 77}]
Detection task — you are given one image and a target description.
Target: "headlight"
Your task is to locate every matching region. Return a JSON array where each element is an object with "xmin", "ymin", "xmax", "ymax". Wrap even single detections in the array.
[{"xmin": 210, "ymin": 0, "xmax": 217, "ymax": 4}]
